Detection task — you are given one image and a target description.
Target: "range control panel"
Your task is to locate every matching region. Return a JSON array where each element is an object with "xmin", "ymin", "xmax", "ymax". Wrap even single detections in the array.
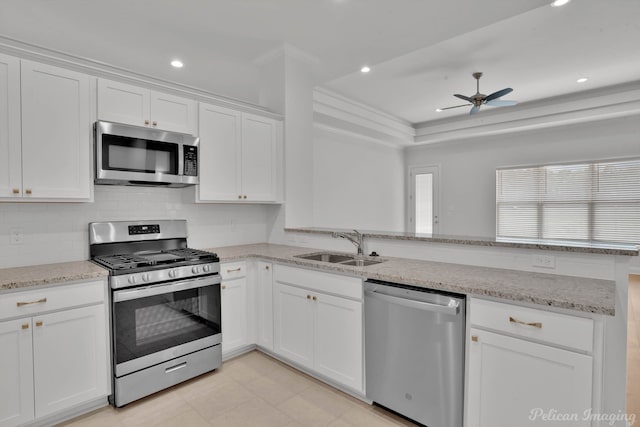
[{"xmin": 128, "ymin": 224, "xmax": 160, "ymax": 235}]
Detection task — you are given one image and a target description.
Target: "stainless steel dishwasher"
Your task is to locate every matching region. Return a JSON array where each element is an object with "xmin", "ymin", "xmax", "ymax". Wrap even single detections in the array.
[{"xmin": 364, "ymin": 279, "xmax": 466, "ymax": 427}]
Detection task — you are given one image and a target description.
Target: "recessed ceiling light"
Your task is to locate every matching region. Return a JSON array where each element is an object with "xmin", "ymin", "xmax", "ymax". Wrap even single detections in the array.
[
  {"xmin": 360, "ymin": 66, "xmax": 371, "ymax": 73},
  {"xmin": 576, "ymin": 77, "xmax": 588, "ymax": 83},
  {"xmin": 551, "ymin": 0, "xmax": 570, "ymax": 7},
  {"xmin": 171, "ymin": 60, "xmax": 184, "ymax": 68},
  {"xmin": 435, "ymin": 108, "xmax": 443, "ymax": 112}
]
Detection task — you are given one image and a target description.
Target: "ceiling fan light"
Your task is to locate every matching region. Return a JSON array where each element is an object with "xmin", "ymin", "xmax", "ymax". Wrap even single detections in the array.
[
  {"xmin": 551, "ymin": 0, "xmax": 570, "ymax": 7},
  {"xmin": 576, "ymin": 77, "xmax": 588, "ymax": 83}
]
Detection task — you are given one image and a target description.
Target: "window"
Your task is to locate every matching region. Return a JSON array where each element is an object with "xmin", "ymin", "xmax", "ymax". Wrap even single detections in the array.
[{"xmin": 496, "ymin": 159, "xmax": 640, "ymax": 244}]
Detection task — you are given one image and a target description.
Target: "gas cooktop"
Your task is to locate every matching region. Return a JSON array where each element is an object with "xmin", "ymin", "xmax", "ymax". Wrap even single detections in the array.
[{"xmin": 92, "ymin": 248, "xmax": 218, "ymax": 275}]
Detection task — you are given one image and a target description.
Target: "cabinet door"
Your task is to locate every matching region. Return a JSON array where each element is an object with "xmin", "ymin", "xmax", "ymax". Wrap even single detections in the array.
[
  {"xmin": 314, "ymin": 292, "xmax": 363, "ymax": 392},
  {"xmin": 256, "ymin": 261, "xmax": 274, "ymax": 351},
  {"xmin": 0, "ymin": 319, "xmax": 34, "ymax": 427},
  {"xmin": 97, "ymin": 78, "xmax": 150, "ymax": 127},
  {"xmin": 221, "ymin": 275, "xmax": 248, "ymax": 355},
  {"xmin": 150, "ymin": 91, "xmax": 196, "ymax": 135},
  {"xmin": 0, "ymin": 53, "xmax": 22, "ymax": 199},
  {"xmin": 33, "ymin": 304, "xmax": 108, "ymax": 418},
  {"xmin": 466, "ymin": 328, "xmax": 593, "ymax": 427},
  {"xmin": 197, "ymin": 103, "xmax": 242, "ymax": 201},
  {"xmin": 241, "ymin": 113, "xmax": 278, "ymax": 201},
  {"xmin": 21, "ymin": 60, "xmax": 91, "ymax": 199},
  {"xmin": 273, "ymin": 282, "xmax": 314, "ymax": 369}
]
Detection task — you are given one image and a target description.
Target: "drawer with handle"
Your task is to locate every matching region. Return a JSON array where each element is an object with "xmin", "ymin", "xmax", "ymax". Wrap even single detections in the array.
[
  {"xmin": 470, "ymin": 297, "xmax": 594, "ymax": 353},
  {"xmin": 221, "ymin": 262, "xmax": 246, "ymax": 280},
  {"xmin": 0, "ymin": 280, "xmax": 105, "ymax": 321}
]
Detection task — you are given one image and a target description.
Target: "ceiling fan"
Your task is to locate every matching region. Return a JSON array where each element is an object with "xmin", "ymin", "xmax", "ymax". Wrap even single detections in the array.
[{"xmin": 439, "ymin": 72, "xmax": 518, "ymax": 115}]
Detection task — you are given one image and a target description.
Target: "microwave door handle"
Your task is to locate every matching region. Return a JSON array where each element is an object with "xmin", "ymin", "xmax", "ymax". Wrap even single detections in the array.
[{"xmin": 113, "ymin": 275, "xmax": 221, "ymax": 302}]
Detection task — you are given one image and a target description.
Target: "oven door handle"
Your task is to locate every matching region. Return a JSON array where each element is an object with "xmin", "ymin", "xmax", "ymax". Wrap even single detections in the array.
[{"xmin": 113, "ymin": 275, "xmax": 221, "ymax": 302}]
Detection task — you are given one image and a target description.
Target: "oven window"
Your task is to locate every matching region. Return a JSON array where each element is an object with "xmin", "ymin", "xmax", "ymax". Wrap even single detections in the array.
[
  {"xmin": 113, "ymin": 284, "xmax": 221, "ymax": 365},
  {"xmin": 102, "ymin": 134, "xmax": 178, "ymax": 174}
]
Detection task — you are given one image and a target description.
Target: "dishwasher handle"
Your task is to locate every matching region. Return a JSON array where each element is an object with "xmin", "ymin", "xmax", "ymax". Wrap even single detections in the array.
[{"xmin": 365, "ymin": 289, "xmax": 460, "ymax": 315}]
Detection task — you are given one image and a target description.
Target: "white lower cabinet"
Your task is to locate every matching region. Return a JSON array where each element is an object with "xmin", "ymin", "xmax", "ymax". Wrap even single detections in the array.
[
  {"xmin": 221, "ymin": 262, "xmax": 249, "ymax": 356},
  {"xmin": 0, "ymin": 280, "xmax": 109, "ymax": 427},
  {"xmin": 273, "ymin": 265, "xmax": 363, "ymax": 392},
  {"xmin": 466, "ymin": 298, "xmax": 595, "ymax": 427},
  {"xmin": 255, "ymin": 261, "xmax": 274, "ymax": 351}
]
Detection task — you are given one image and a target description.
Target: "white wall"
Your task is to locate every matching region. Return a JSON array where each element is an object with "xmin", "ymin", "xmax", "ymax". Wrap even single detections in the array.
[
  {"xmin": 313, "ymin": 125, "xmax": 405, "ymax": 231},
  {"xmin": 406, "ymin": 116, "xmax": 640, "ymax": 237},
  {"xmin": 0, "ymin": 186, "xmax": 271, "ymax": 268}
]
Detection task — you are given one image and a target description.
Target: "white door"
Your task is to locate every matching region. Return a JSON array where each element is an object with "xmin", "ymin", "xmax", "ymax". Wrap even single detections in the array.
[
  {"xmin": 149, "ymin": 91, "xmax": 196, "ymax": 135},
  {"xmin": 241, "ymin": 113, "xmax": 278, "ymax": 201},
  {"xmin": 256, "ymin": 261, "xmax": 274, "ymax": 351},
  {"xmin": 221, "ymin": 276, "xmax": 248, "ymax": 355},
  {"xmin": 97, "ymin": 78, "xmax": 150, "ymax": 127},
  {"xmin": 0, "ymin": 53, "xmax": 22, "ymax": 199},
  {"xmin": 32, "ymin": 305, "xmax": 108, "ymax": 418},
  {"xmin": 197, "ymin": 103, "xmax": 242, "ymax": 201},
  {"xmin": 466, "ymin": 328, "xmax": 593, "ymax": 427},
  {"xmin": 0, "ymin": 318, "xmax": 34, "ymax": 427},
  {"xmin": 21, "ymin": 60, "xmax": 91, "ymax": 200},
  {"xmin": 314, "ymin": 293, "xmax": 363, "ymax": 392},
  {"xmin": 273, "ymin": 282, "xmax": 314, "ymax": 369},
  {"xmin": 408, "ymin": 165, "xmax": 439, "ymax": 234}
]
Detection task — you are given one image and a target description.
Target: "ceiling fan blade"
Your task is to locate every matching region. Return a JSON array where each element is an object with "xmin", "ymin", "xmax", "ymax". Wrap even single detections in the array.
[
  {"xmin": 486, "ymin": 99, "xmax": 518, "ymax": 107},
  {"xmin": 454, "ymin": 94, "xmax": 474, "ymax": 103},
  {"xmin": 485, "ymin": 87, "xmax": 513, "ymax": 102},
  {"xmin": 470, "ymin": 105, "xmax": 481, "ymax": 115},
  {"xmin": 438, "ymin": 103, "xmax": 471, "ymax": 111}
]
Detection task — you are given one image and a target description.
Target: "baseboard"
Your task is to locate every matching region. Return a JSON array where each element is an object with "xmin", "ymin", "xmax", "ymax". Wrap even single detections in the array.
[
  {"xmin": 26, "ymin": 396, "xmax": 109, "ymax": 427},
  {"xmin": 222, "ymin": 344, "xmax": 258, "ymax": 361}
]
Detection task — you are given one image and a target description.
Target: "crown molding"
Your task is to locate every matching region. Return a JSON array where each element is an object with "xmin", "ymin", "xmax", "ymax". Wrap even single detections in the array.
[
  {"xmin": 414, "ymin": 81, "xmax": 640, "ymax": 145},
  {"xmin": 0, "ymin": 35, "xmax": 283, "ymax": 120},
  {"xmin": 313, "ymin": 87, "xmax": 416, "ymax": 146}
]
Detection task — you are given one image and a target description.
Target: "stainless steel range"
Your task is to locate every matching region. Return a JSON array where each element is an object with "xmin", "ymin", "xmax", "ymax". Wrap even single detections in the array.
[{"xmin": 89, "ymin": 220, "xmax": 222, "ymax": 407}]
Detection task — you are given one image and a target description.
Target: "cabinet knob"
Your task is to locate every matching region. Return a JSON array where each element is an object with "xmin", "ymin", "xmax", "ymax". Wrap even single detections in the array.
[
  {"xmin": 471, "ymin": 335, "xmax": 478, "ymax": 342},
  {"xmin": 243, "ymin": 195, "xmax": 247, "ymax": 199},
  {"xmin": 152, "ymin": 121, "xmax": 158, "ymax": 127},
  {"xmin": 221, "ymin": 285, "xmax": 226, "ymax": 290},
  {"xmin": 312, "ymin": 296, "xmax": 317, "ymax": 301},
  {"xmin": 21, "ymin": 323, "xmax": 29, "ymax": 330},
  {"xmin": 12, "ymin": 188, "xmax": 19, "ymax": 194},
  {"xmin": 238, "ymin": 195, "xmax": 242, "ymax": 199},
  {"xmin": 307, "ymin": 295, "xmax": 311, "ymax": 300},
  {"xmin": 144, "ymin": 120, "xmax": 150, "ymax": 125},
  {"xmin": 265, "ymin": 265, "xmax": 270, "ymax": 270},
  {"xmin": 35, "ymin": 321, "xmax": 43, "ymax": 327},
  {"xmin": 25, "ymin": 189, "xmax": 32, "ymax": 195}
]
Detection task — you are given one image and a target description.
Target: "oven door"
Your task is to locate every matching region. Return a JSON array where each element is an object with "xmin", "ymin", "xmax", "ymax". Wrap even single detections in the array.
[{"xmin": 112, "ymin": 274, "xmax": 221, "ymax": 377}]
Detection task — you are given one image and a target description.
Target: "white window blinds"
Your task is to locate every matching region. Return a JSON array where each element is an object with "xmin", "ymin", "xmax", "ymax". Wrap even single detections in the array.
[{"xmin": 496, "ymin": 159, "xmax": 640, "ymax": 244}]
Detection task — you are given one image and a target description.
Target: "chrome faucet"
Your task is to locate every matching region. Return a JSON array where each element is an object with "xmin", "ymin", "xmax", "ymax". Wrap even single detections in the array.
[{"xmin": 332, "ymin": 229, "xmax": 364, "ymax": 256}]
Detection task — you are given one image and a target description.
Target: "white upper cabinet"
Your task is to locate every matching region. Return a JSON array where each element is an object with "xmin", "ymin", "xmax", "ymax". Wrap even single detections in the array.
[
  {"xmin": 1, "ymin": 59, "xmax": 92, "ymax": 201},
  {"xmin": 97, "ymin": 79, "xmax": 196, "ymax": 135},
  {"xmin": 0, "ymin": 53, "xmax": 21, "ymax": 200},
  {"xmin": 197, "ymin": 102, "xmax": 281, "ymax": 203}
]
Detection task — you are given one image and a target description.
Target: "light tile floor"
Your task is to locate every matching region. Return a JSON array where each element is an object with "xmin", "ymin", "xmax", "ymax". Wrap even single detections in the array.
[
  {"xmin": 58, "ymin": 350, "xmax": 416, "ymax": 427},
  {"xmin": 628, "ymin": 274, "xmax": 640, "ymax": 421}
]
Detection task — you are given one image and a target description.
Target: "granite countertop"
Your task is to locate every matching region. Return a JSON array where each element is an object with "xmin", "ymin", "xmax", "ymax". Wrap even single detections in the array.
[
  {"xmin": 209, "ymin": 243, "xmax": 616, "ymax": 316},
  {"xmin": 286, "ymin": 227, "xmax": 639, "ymax": 256},
  {"xmin": 0, "ymin": 261, "xmax": 109, "ymax": 292},
  {"xmin": 0, "ymin": 244, "xmax": 616, "ymax": 316}
]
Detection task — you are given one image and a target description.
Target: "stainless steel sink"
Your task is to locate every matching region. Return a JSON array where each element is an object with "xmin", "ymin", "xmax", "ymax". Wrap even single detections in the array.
[
  {"xmin": 295, "ymin": 252, "xmax": 384, "ymax": 267},
  {"xmin": 340, "ymin": 259, "xmax": 383, "ymax": 267},
  {"xmin": 295, "ymin": 252, "xmax": 355, "ymax": 263}
]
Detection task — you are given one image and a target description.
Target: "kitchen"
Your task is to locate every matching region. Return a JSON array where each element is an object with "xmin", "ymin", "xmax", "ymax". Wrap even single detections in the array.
[{"xmin": 1, "ymin": 0, "xmax": 639, "ymax": 426}]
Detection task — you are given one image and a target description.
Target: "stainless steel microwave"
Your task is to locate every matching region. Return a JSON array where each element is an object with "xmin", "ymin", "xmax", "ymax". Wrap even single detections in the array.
[{"xmin": 95, "ymin": 121, "xmax": 199, "ymax": 187}]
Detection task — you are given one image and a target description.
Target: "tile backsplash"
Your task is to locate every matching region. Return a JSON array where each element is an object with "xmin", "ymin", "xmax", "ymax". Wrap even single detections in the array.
[{"xmin": 0, "ymin": 186, "xmax": 276, "ymax": 268}]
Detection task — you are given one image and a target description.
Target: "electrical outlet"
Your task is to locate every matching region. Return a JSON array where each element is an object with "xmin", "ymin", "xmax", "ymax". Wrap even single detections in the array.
[
  {"xmin": 533, "ymin": 254, "xmax": 556, "ymax": 269},
  {"xmin": 10, "ymin": 227, "xmax": 23, "ymax": 245}
]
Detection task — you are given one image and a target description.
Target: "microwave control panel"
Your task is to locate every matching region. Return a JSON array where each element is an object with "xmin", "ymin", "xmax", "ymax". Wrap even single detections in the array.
[{"xmin": 184, "ymin": 146, "xmax": 198, "ymax": 176}]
